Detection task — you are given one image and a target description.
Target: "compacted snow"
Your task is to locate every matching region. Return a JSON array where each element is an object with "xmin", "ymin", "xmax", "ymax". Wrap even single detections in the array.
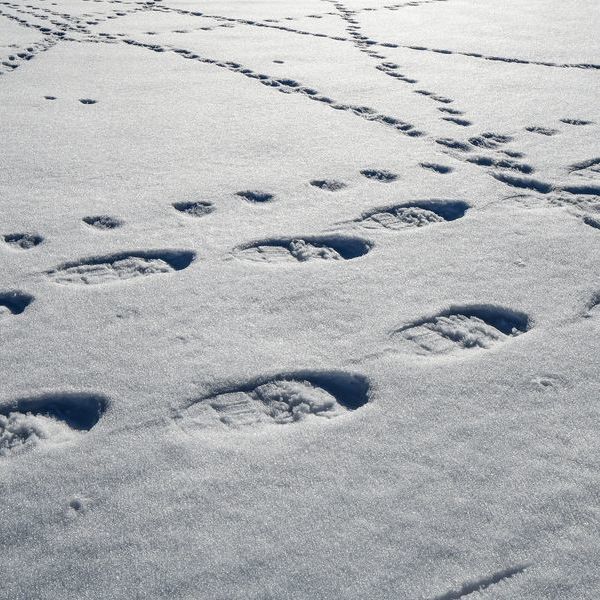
[{"xmin": 1, "ymin": 0, "xmax": 599, "ymax": 598}]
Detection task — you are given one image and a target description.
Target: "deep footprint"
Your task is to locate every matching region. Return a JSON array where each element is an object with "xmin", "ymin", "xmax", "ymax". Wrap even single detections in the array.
[
  {"xmin": 355, "ymin": 200, "xmax": 469, "ymax": 230},
  {"xmin": 46, "ymin": 250, "xmax": 195, "ymax": 285},
  {"xmin": 176, "ymin": 371, "xmax": 370, "ymax": 430},
  {"xmin": 172, "ymin": 201, "xmax": 215, "ymax": 216},
  {"xmin": 3, "ymin": 233, "xmax": 43, "ymax": 249},
  {"xmin": 233, "ymin": 236, "xmax": 371, "ymax": 263},
  {"xmin": 0, "ymin": 291, "xmax": 34, "ymax": 318},
  {"xmin": 0, "ymin": 392, "xmax": 108, "ymax": 457},
  {"xmin": 394, "ymin": 305, "xmax": 530, "ymax": 355}
]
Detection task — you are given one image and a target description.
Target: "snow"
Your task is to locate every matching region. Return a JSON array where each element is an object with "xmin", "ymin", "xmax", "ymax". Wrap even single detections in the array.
[{"xmin": 1, "ymin": 0, "xmax": 599, "ymax": 598}]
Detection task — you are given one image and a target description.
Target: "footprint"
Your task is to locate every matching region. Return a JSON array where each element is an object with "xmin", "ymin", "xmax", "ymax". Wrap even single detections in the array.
[
  {"xmin": 528, "ymin": 373, "xmax": 569, "ymax": 392},
  {"xmin": 310, "ymin": 179, "xmax": 347, "ymax": 191},
  {"xmin": 583, "ymin": 215, "xmax": 600, "ymax": 230},
  {"xmin": 0, "ymin": 392, "xmax": 108, "ymax": 457},
  {"xmin": 172, "ymin": 201, "xmax": 215, "ymax": 217},
  {"xmin": 46, "ymin": 250, "xmax": 195, "ymax": 286},
  {"xmin": 393, "ymin": 305, "xmax": 530, "ymax": 356},
  {"xmin": 435, "ymin": 138, "xmax": 471, "ymax": 152},
  {"xmin": 175, "ymin": 371, "xmax": 370, "ymax": 430},
  {"xmin": 560, "ymin": 118, "xmax": 593, "ymax": 126},
  {"xmin": 468, "ymin": 133, "xmax": 512, "ymax": 149},
  {"xmin": 3, "ymin": 233, "xmax": 43, "ymax": 249},
  {"xmin": 492, "ymin": 173, "xmax": 553, "ymax": 194},
  {"xmin": 360, "ymin": 169, "xmax": 398, "ymax": 182},
  {"xmin": 569, "ymin": 157, "xmax": 600, "ymax": 179},
  {"xmin": 442, "ymin": 117, "xmax": 472, "ymax": 127},
  {"xmin": 234, "ymin": 236, "xmax": 371, "ymax": 263},
  {"xmin": 236, "ymin": 190, "xmax": 274, "ymax": 203},
  {"xmin": 355, "ymin": 200, "xmax": 469, "ymax": 230},
  {"xmin": 79, "ymin": 98, "xmax": 97, "ymax": 104},
  {"xmin": 44, "ymin": 95, "xmax": 56, "ymax": 100},
  {"xmin": 420, "ymin": 163, "xmax": 453, "ymax": 174},
  {"xmin": 0, "ymin": 291, "xmax": 34, "ymax": 318},
  {"xmin": 466, "ymin": 155, "xmax": 534, "ymax": 174},
  {"xmin": 83, "ymin": 215, "xmax": 123, "ymax": 230},
  {"xmin": 525, "ymin": 126, "xmax": 559, "ymax": 136}
]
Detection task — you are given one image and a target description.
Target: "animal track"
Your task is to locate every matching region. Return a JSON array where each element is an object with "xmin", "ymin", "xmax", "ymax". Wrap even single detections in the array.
[
  {"xmin": 176, "ymin": 371, "xmax": 369, "ymax": 430},
  {"xmin": 420, "ymin": 163, "xmax": 453, "ymax": 174},
  {"xmin": 525, "ymin": 126, "xmax": 559, "ymax": 136},
  {"xmin": 310, "ymin": 179, "xmax": 347, "ymax": 191},
  {"xmin": 569, "ymin": 158, "xmax": 600, "ymax": 179},
  {"xmin": 79, "ymin": 98, "xmax": 97, "ymax": 104},
  {"xmin": 560, "ymin": 118, "xmax": 593, "ymax": 126},
  {"xmin": 83, "ymin": 215, "xmax": 123, "ymax": 230},
  {"xmin": 3, "ymin": 233, "xmax": 43, "ymax": 249},
  {"xmin": 355, "ymin": 200, "xmax": 469, "ymax": 230},
  {"xmin": 466, "ymin": 155, "xmax": 534, "ymax": 174},
  {"xmin": 360, "ymin": 169, "xmax": 398, "ymax": 182},
  {"xmin": 0, "ymin": 291, "xmax": 34, "ymax": 318},
  {"xmin": 393, "ymin": 305, "xmax": 530, "ymax": 356},
  {"xmin": 234, "ymin": 236, "xmax": 371, "ymax": 263},
  {"xmin": 583, "ymin": 215, "xmax": 600, "ymax": 230},
  {"xmin": 469, "ymin": 133, "xmax": 512, "ymax": 149},
  {"xmin": 172, "ymin": 201, "xmax": 215, "ymax": 217},
  {"xmin": 432, "ymin": 564, "xmax": 530, "ymax": 600},
  {"xmin": 0, "ymin": 392, "xmax": 108, "ymax": 457},
  {"xmin": 46, "ymin": 250, "xmax": 195, "ymax": 285},
  {"xmin": 236, "ymin": 190, "xmax": 274, "ymax": 203},
  {"xmin": 492, "ymin": 173, "xmax": 553, "ymax": 194},
  {"xmin": 435, "ymin": 138, "xmax": 471, "ymax": 152},
  {"xmin": 442, "ymin": 117, "xmax": 472, "ymax": 127}
]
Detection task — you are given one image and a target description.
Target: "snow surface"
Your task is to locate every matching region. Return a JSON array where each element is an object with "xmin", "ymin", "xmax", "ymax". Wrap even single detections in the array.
[{"xmin": 1, "ymin": 0, "xmax": 599, "ymax": 598}]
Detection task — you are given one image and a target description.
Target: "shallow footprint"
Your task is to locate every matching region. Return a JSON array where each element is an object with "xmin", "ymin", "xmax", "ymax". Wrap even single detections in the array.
[
  {"xmin": 176, "ymin": 371, "xmax": 369, "ymax": 431},
  {"xmin": 356, "ymin": 200, "xmax": 469, "ymax": 230},
  {"xmin": 393, "ymin": 305, "xmax": 530, "ymax": 356},
  {"xmin": 46, "ymin": 250, "xmax": 195, "ymax": 286},
  {"xmin": 0, "ymin": 393, "xmax": 108, "ymax": 457},
  {"xmin": 233, "ymin": 236, "xmax": 371, "ymax": 263}
]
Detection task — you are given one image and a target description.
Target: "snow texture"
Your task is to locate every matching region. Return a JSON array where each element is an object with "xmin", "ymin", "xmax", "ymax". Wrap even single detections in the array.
[{"xmin": 1, "ymin": 0, "xmax": 599, "ymax": 598}]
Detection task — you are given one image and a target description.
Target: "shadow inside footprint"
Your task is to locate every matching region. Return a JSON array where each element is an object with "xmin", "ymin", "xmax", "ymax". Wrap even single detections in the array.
[
  {"xmin": 79, "ymin": 98, "xmax": 97, "ymax": 105},
  {"xmin": 177, "ymin": 371, "xmax": 370, "ymax": 430}
]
